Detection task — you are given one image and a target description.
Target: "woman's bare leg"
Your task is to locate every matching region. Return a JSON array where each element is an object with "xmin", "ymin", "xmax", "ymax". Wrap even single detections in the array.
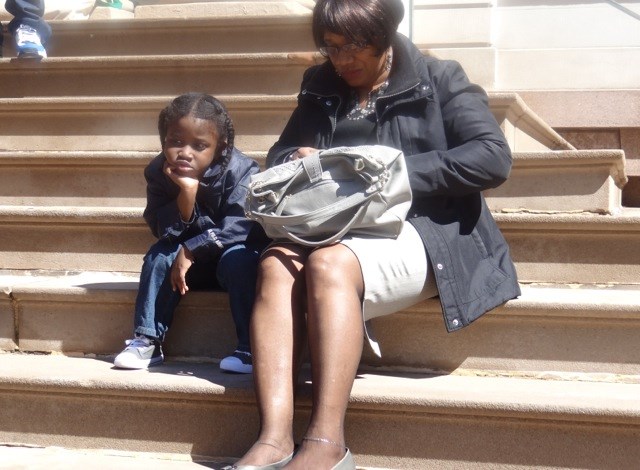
[
  {"xmin": 233, "ymin": 244, "xmax": 309, "ymax": 466},
  {"xmin": 286, "ymin": 244, "xmax": 364, "ymax": 469}
]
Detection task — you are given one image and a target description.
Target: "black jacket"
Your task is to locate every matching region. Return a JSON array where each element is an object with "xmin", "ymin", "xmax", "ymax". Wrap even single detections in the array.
[
  {"xmin": 267, "ymin": 33, "xmax": 520, "ymax": 332},
  {"xmin": 144, "ymin": 147, "xmax": 267, "ymax": 262}
]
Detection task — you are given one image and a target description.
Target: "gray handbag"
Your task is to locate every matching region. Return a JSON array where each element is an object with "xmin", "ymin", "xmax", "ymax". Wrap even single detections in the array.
[{"xmin": 245, "ymin": 145, "xmax": 412, "ymax": 247}]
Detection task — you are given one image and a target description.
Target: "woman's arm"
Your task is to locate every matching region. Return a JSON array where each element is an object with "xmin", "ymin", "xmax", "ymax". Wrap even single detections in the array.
[{"xmin": 405, "ymin": 60, "xmax": 512, "ymax": 199}]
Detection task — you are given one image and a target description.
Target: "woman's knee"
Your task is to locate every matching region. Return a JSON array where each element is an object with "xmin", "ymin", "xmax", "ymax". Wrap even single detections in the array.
[
  {"xmin": 257, "ymin": 244, "xmax": 308, "ymax": 283},
  {"xmin": 306, "ymin": 245, "xmax": 362, "ymax": 290}
]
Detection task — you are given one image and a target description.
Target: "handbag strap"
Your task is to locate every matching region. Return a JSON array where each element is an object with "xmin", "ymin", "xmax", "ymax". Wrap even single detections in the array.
[
  {"xmin": 277, "ymin": 202, "xmax": 370, "ymax": 247},
  {"xmin": 301, "ymin": 152, "xmax": 323, "ymax": 183},
  {"xmin": 255, "ymin": 190, "xmax": 375, "ymax": 247},
  {"xmin": 259, "ymin": 187, "xmax": 373, "ymax": 225}
]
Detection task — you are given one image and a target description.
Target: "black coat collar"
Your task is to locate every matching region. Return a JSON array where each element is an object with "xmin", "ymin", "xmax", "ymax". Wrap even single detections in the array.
[{"xmin": 302, "ymin": 33, "xmax": 426, "ymax": 99}]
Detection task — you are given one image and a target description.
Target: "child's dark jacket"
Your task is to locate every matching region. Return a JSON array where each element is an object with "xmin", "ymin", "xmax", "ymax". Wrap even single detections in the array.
[{"xmin": 143, "ymin": 148, "xmax": 266, "ymax": 262}]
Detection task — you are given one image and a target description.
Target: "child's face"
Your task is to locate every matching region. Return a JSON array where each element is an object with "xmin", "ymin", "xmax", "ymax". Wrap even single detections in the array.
[{"xmin": 162, "ymin": 116, "xmax": 221, "ymax": 178}]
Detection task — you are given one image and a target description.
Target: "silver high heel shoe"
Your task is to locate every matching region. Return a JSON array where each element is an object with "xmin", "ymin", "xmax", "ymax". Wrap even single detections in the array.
[
  {"xmin": 302, "ymin": 437, "xmax": 356, "ymax": 470},
  {"xmin": 223, "ymin": 441, "xmax": 294, "ymax": 470},
  {"xmin": 226, "ymin": 452, "xmax": 293, "ymax": 470}
]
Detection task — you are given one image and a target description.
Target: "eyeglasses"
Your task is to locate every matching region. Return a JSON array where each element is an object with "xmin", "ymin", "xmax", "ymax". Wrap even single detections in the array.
[{"xmin": 318, "ymin": 43, "xmax": 368, "ymax": 58}]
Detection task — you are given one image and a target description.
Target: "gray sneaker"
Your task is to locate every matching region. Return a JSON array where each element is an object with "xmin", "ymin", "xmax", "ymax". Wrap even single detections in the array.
[
  {"xmin": 14, "ymin": 24, "xmax": 47, "ymax": 59},
  {"xmin": 114, "ymin": 335, "xmax": 163, "ymax": 369}
]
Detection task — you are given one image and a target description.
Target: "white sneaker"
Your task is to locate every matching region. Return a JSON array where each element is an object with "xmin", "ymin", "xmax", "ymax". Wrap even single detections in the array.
[
  {"xmin": 113, "ymin": 335, "xmax": 163, "ymax": 369},
  {"xmin": 220, "ymin": 350, "xmax": 252, "ymax": 374},
  {"xmin": 14, "ymin": 24, "xmax": 47, "ymax": 59}
]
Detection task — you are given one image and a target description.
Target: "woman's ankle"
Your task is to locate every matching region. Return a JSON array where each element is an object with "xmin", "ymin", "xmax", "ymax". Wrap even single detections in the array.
[{"xmin": 235, "ymin": 437, "xmax": 294, "ymax": 466}]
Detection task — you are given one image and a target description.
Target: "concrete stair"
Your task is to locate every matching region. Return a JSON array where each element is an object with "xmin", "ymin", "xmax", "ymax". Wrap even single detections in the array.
[
  {"xmin": 1, "ymin": 4, "xmax": 639, "ymax": 469},
  {"xmin": 2, "ymin": 273, "xmax": 640, "ymax": 377},
  {"xmin": 1, "ymin": 354, "xmax": 638, "ymax": 469}
]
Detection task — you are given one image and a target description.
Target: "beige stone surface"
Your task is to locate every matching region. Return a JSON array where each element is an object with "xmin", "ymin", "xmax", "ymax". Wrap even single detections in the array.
[
  {"xmin": 3, "ymin": 207, "xmax": 640, "ymax": 282},
  {"xmin": 499, "ymin": 48, "xmax": 640, "ymax": 91},
  {"xmin": 134, "ymin": 1, "xmax": 312, "ymax": 20},
  {"xmin": 89, "ymin": 6, "xmax": 135, "ymax": 20},
  {"xmin": 485, "ymin": 150, "xmax": 626, "ymax": 214},
  {"xmin": 0, "ymin": 445, "xmax": 227, "ymax": 470},
  {"xmin": 0, "ymin": 93, "xmax": 569, "ymax": 153},
  {"xmin": 517, "ymin": 90, "xmax": 640, "ymax": 128},
  {"xmin": 0, "ymin": 54, "xmax": 317, "ymax": 98},
  {"xmin": 0, "ymin": 206, "xmax": 153, "ymax": 272},
  {"xmin": 26, "ymin": 16, "xmax": 314, "ymax": 58},
  {"xmin": 365, "ymin": 283, "xmax": 640, "ymax": 375},
  {"xmin": 422, "ymin": 47, "xmax": 497, "ymax": 90},
  {"xmin": 495, "ymin": 4, "xmax": 640, "ymax": 49},
  {"xmin": 0, "ymin": 96, "xmax": 294, "ymax": 152},
  {"xmin": 496, "ymin": 209, "xmax": 640, "ymax": 284},
  {"xmin": 413, "ymin": 3, "xmax": 492, "ymax": 48},
  {"xmin": 0, "ymin": 151, "xmax": 150, "ymax": 207},
  {"xmin": 3, "ymin": 272, "xmax": 640, "ymax": 375},
  {"xmin": 7, "ymin": 148, "xmax": 625, "ymax": 214},
  {"xmin": 621, "ymin": 128, "xmax": 640, "ymax": 165},
  {"xmin": 0, "ymin": 354, "xmax": 639, "ymax": 468},
  {"xmin": 0, "ymin": 295, "xmax": 16, "ymax": 351}
]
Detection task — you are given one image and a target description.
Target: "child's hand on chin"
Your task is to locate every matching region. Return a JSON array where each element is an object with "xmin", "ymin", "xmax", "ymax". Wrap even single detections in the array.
[{"xmin": 163, "ymin": 160, "xmax": 200, "ymax": 191}]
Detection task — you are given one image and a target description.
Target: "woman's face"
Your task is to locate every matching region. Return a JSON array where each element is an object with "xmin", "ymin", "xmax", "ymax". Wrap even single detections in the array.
[
  {"xmin": 323, "ymin": 32, "xmax": 388, "ymax": 92},
  {"xmin": 163, "ymin": 116, "xmax": 220, "ymax": 178}
]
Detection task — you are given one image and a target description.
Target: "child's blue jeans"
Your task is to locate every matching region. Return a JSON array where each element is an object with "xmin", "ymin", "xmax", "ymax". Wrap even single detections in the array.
[{"xmin": 133, "ymin": 240, "xmax": 259, "ymax": 352}]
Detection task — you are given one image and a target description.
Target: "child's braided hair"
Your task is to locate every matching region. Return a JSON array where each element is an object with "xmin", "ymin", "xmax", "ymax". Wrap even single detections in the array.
[{"xmin": 158, "ymin": 92, "xmax": 235, "ymax": 175}]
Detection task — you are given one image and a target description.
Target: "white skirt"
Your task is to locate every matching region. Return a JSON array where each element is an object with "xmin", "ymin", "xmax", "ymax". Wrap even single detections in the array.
[{"xmin": 341, "ymin": 222, "xmax": 438, "ymax": 356}]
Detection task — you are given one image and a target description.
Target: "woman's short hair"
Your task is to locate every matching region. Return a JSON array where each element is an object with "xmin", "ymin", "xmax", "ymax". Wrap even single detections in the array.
[{"xmin": 312, "ymin": 0, "xmax": 404, "ymax": 56}]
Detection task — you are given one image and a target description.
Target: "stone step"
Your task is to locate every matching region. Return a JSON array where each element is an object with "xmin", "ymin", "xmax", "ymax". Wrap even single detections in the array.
[
  {"xmin": 0, "ymin": 206, "xmax": 152, "ymax": 272},
  {"xmin": 0, "ymin": 95, "xmax": 292, "ymax": 153},
  {"xmin": 0, "ymin": 93, "xmax": 572, "ymax": 153},
  {"xmin": 1, "ymin": 14, "xmax": 315, "ymax": 58},
  {"xmin": 0, "ymin": 150, "xmax": 262, "ymax": 207},
  {"xmin": 495, "ymin": 209, "xmax": 640, "ymax": 284},
  {"xmin": 487, "ymin": 149, "xmax": 626, "ymax": 214},
  {"xmin": 0, "ymin": 53, "xmax": 320, "ymax": 98},
  {"xmin": 0, "ymin": 149, "xmax": 625, "ymax": 214},
  {"xmin": 0, "ymin": 445, "xmax": 231, "ymax": 470},
  {"xmin": 2, "ymin": 272, "xmax": 639, "ymax": 376},
  {"xmin": 0, "ymin": 354, "xmax": 638, "ymax": 469},
  {"xmin": 1, "ymin": 207, "xmax": 639, "ymax": 283}
]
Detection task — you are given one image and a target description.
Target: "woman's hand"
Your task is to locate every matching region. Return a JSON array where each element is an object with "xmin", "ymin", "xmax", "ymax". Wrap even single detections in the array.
[
  {"xmin": 290, "ymin": 147, "xmax": 319, "ymax": 160},
  {"xmin": 171, "ymin": 246, "xmax": 195, "ymax": 295}
]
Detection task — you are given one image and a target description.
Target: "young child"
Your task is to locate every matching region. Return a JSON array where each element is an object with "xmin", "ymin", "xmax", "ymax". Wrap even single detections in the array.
[{"xmin": 114, "ymin": 92, "xmax": 268, "ymax": 373}]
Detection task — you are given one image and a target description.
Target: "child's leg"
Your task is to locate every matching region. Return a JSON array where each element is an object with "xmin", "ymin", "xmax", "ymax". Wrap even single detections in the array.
[
  {"xmin": 216, "ymin": 244, "xmax": 260, "ymax": 352},
  {"xmin": 134, "ymin": 240, "xmax": 182, "ymax": 341}
]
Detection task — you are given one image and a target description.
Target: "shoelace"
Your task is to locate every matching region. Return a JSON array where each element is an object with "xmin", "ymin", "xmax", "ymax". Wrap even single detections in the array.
[
  {"xmin": 16, "ymin": 26, "xmax": 41, "ymax": 46},
  {"xmin": 125, "ymin": 337, "xmax": 152, "ymax": 348}
]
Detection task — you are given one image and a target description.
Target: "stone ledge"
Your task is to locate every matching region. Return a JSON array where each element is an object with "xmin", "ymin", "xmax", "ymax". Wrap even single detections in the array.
[
  {"xmin": 3, "ymin": 272, "xmax": 640, "ymax": 374},
  {"xmin": 517, "ymin": 89, "xmax": 640, "ymax": 128},
  {"xmin": 0, "ymin": 353, "xmax": 639, "ymax": 468},
  {"xmin": 134, "ymin": 1, "xmax": 312, "ymax": 20},
  {"xmin": 0, "ymin": 92, "xmax": 573, "ymax": 153}
]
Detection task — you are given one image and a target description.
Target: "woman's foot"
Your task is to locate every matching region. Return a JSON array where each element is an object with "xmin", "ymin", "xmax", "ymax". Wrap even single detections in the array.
[
  {"xmin": 284, "ymin": 436, "xmax": 350, "ymax": 470},
  {"xmin": 232, "ymin": 439, "xmax": 294, "ymax": 468}
]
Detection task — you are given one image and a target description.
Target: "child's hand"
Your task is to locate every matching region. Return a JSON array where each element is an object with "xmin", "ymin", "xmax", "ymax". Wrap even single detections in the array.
[
  {"xmin": 171, "ymin": 246, "xmax": 195, "ymax": 295},
  {"xmin": 163, "ymin": 160, "xmax": 200, "ymax": 192}
]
